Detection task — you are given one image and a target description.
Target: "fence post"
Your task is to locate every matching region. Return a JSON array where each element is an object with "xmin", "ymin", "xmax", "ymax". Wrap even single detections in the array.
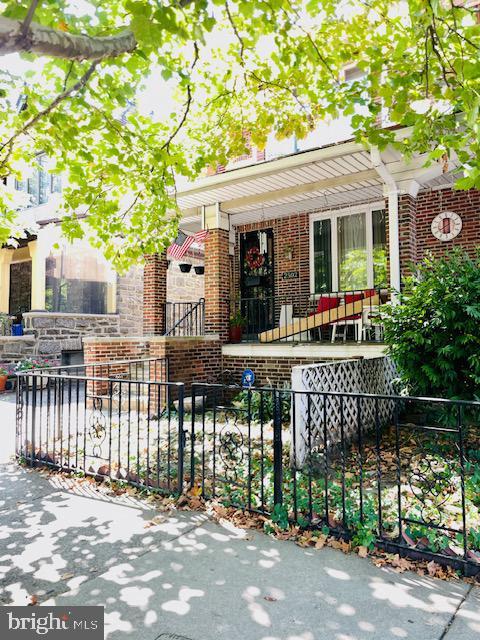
[
  {"xmin": 30, "ymin": 375, "xmax": 37, "ymax": 467},
  {"xmin": 273, "ymin": 388, "xmax": 283, "ymax": 506},
  {"xmin": 177, "ymin": 383, "xmax": 185, "ymax": 495}
]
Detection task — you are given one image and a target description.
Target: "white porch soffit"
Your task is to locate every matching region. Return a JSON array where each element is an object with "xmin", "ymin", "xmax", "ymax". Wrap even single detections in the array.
[{"xmin": 176, "ymin": 139, "xmax": 458, "ymax": 226}]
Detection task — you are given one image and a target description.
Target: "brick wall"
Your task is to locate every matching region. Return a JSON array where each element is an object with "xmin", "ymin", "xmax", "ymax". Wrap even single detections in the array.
[
  {"xmin": 84, "ymin": 335, "xmax": 222, "ymax": 394},
  {"xmin": 397, "ymin": 194, "xmax": 417, "ymax": 279},
  {"xmin": 143, "ymin": 253, "xmax": 167, "ymax": 335},
  {"xmin": 222, "ymin": 354, "xmax": 334, "ymax": 387},
  {"xmin": 233, "ymin": 187, "xmax": 479, "ymax": 306},
  {"xmin": 234, "ymin": 212, "xmax": 311, "ymax": 317},
  {"xmin": 204, "ymin": 229, "xmax": 230, "ymax": 341},
  {"xmin": 414, "ymin": 188, "xmax": 480, "ymax": 262}
]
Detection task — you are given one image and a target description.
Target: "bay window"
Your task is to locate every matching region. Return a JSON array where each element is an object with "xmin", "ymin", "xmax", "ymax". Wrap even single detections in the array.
[
  {"xmin": 45, "ymin": 242, "xmax": 117, "ymax": 314},
  {"xmin": 310, "ymin": 203, "xmax": 387, "ymax": 293}
]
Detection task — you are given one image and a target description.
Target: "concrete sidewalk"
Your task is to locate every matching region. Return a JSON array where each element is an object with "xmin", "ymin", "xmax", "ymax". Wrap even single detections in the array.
[{"xmin": 1, "ymin": 395, "xmax": 479, "ymax": 640}]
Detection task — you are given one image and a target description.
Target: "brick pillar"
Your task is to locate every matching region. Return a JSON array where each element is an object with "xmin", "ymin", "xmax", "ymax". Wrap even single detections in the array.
[
  {"xmin": 204, "ymin": 228, "xmax": 230, "ymax": 342},
  {"xmin": 398, "ymin": 194, "xmax": 417, "ymax": 281},
  {"xmin": 143, "ymin": 253, "xmax": 167, "ymax": 335}
]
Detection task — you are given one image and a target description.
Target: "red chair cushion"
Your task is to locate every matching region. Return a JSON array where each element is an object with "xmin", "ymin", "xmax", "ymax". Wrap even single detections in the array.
[
  {"xmin": 316, "ymin": 296, "xmax": 340, "ymax": 313},
  {"xmin": 363, "ymin": 288, "xmax": 376, "ymax": 299}
]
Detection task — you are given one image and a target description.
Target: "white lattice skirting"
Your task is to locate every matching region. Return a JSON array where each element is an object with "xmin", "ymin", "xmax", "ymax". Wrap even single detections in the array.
[{"xmin": 291, "ymin": 357, "xmax": 398, "ymax": 467}]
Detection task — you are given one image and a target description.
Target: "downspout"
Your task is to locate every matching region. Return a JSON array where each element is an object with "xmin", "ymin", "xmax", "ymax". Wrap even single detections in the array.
[{"xmin": 370, "ymin": 147, "xmax": 400, "ymax": 302}]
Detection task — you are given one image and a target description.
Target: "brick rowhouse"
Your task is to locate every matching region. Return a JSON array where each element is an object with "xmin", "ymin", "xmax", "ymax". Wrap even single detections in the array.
[
  {"xmin": 143, "ymin": 253, "xmax": 168, "ymax": 335},
  {"xmin": 204, "ymin": 228, "xmax": 230, "ymax": 342}
]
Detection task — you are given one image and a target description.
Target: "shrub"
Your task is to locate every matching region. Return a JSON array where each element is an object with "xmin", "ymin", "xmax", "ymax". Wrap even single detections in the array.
[
  {"xmin": 382, "ymin": 250, "xmax": 480, "ymax": 399},
  {"xmin": 233, "ymin": 387, "xmax": 291, "ymax": 424}
]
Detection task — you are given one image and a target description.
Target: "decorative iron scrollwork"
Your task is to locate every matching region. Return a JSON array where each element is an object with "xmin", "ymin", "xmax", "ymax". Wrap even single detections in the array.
[
  {"xmin": 88, "ymin": 396, "xmax": 107, "ymax": 458},
  {"xmin": 218, "ymin": 410, "xmax": 244, "ymax": 482}
]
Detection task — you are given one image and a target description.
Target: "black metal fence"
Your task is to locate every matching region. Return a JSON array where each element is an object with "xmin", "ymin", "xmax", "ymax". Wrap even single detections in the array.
[
  {"xmin": 15, "ymin": 370, "xmax": 480, "ymax": 574},
  {"xmin": 189, "ymin": 383, "xmax": 480, "ymax": 574},
  {"xmin": 16, "ymin": 358, "xmax": 184, "ymax": 494},
  {"xmin": 164, "ymin": 299, "xmax": 205, "ymax": 336}
]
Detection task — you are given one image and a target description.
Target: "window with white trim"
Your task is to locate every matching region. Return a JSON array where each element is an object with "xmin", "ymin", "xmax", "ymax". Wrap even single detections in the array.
[{"xmin": 310, "ymin": 204, "xmax": 387, "ymax": 293}]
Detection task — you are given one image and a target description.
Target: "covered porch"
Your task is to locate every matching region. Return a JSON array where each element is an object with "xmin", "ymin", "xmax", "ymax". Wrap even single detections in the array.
[{"xmin": 172, "ymin": 138, "xmax": 457, "ymax": 352}]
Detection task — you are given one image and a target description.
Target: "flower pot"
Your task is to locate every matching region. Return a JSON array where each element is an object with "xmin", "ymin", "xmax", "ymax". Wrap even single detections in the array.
[
  {"xmin": 229, "ymin": 326, "xmax": 243, "ymax": 343},
  {"xmin": 179, "ymin": 263, "xmax": 192, "ymax": 273},
  {"xmin": 0, "ymin": 375, "xmax": 7, "ymax": 392},
  {"xmin": 194, "ymin": 265, "xmax": 204, "ymax": 275},
  {"xmin": 11, "ymin": 324, "xmax": 23, "ymax": 336}
]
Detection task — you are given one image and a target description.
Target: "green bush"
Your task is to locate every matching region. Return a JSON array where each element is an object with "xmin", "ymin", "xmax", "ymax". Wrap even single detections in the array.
[
  {"xmin": 382, "ymin": 250, "xmax": 480, "ymax": 399},
  {"xmin": 232, "ymin": 387, "xmax": 291, "ymax": 424}
]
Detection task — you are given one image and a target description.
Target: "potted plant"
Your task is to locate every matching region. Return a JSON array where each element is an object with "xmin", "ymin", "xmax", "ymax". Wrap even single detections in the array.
[
  {"xmin": 179, "ymin": 263, "xmax": 192, "ymax": 273},
  {"xmin": 15, "ymin": 357, "xmax": 52, "ymax": 388},
  {"xmin": 229, "ymin": 311, "xmax": 246, "ymax": 343},
  {"xmin": 0, "ymin": 365, "xmax": 11, "ymax": 392}
]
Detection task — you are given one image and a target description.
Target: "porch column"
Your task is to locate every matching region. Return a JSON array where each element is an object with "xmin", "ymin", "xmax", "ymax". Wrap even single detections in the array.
[
  {"xmin": 143, "ymin": 252, "xmax": 168, "ymax": 335},
  {"xmin": 29, "ymin": 240, "xmax": 47, "ymax": 310},
  {"xmin": 204, "ymin": 204, "xmax": 230, "ymax": 342},
  {"xmin": 0, "ymin": 249, "xmax": 13, "ymax": 313}
]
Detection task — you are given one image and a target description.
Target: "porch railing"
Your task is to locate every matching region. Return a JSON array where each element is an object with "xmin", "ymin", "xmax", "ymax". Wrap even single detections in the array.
[
  {"xmin": 164, "ymin": 299, "xmax": 205, "ymax": 337},
  {"xmin": 232, "ymin": 289, "xmax": 388, "ymax": 343}
]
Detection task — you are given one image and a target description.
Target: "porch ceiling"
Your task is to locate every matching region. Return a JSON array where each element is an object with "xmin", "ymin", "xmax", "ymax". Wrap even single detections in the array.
[{"xmin": 176, "ymin": 138, "xmax": 460, "ymax": 230}]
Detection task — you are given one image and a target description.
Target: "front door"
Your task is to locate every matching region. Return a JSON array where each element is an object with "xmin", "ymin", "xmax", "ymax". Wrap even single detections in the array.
[{"xmin": 239, "ymin": 229, "xmax": 275, "ymax": 336}]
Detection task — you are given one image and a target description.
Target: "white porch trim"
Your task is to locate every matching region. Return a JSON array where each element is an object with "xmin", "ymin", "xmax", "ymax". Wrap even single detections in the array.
[{"xmin": 222, "ymin": 342, "xmax": 386, "ymax": 360}]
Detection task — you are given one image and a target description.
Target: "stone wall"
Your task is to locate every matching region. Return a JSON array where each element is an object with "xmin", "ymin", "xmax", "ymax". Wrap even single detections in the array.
[
  {"xmin": 23, "ymin": 312, "xmax": 121, "ymax": 361},
  {"xmin": 117, "ymin": 265, "xmax": 144, "ymax": 335},
  {"xmin": 167, "ymin": 251, "xmax": 205, "ymax": 303},
  {"xmin": 0, "ymin": 336, "xmax": 36, "ymax": 364}
]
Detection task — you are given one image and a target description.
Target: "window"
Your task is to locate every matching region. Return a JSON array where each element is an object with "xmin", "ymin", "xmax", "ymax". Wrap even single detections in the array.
[
  {"xmin": 45, "ymin": 242, "xmax": 117, "ymax": 314},
  {"xmin": 310, "ymin": 203, "xmax": 387, "ymax": 293},
  {"xmin": 15, "ymin": 153, "xmax": 61, "ymax": 207}
]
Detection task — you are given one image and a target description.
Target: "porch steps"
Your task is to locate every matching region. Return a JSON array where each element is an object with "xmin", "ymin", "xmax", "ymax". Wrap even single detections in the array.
[{"xmin": 258, "ymin": 295, "xmax": 380, "ymax": 343}]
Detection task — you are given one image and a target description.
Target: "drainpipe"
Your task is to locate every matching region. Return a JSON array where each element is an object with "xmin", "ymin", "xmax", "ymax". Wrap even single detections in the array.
[{"xmin": 370, "ymin": 147, "xmax": 400, "ymax": 302}]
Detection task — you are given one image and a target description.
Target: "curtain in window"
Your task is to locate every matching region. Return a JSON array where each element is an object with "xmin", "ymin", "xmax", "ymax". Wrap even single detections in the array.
[{"xmin": 337, "ymin": 212, "xmax": 367, "ymax": 290}]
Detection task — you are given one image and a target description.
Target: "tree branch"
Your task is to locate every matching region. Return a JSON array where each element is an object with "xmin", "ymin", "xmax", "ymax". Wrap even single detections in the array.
[
  {"xmin": 0, "ymin": 61, "xmax": 98, "ymax": 168},
  {"xmin": 0, "ymin": 16, "xmax": 136, "ymax": 60},
  {"xmin": 20, "ymin": 0, "xmax": 41, "ymax": 38}
]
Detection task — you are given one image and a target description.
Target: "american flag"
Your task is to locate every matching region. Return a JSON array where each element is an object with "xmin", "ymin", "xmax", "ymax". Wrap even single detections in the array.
[{"xmin": 167, "ymin": 228, "xmax": 209, "ymax": 260}]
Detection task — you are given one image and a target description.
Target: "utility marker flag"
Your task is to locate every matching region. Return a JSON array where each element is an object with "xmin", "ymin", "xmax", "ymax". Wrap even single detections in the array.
[{"xmin": 168, "ymin": 229, "xmax": 209, "ymax": 260}]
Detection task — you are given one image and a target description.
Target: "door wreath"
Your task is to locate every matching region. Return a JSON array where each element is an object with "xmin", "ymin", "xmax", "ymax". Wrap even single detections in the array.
[{"xmin": 246, "ymin": 246, "xmax": 264, "ymax": 270}]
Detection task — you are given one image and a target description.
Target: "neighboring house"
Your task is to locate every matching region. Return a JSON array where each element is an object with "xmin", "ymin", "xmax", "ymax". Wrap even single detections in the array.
[{"xmin": 0, "ymin": 155, "xmax": 204, "ymax": 364}]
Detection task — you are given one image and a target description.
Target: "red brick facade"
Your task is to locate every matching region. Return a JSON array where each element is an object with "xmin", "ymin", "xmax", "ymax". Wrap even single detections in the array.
[
  {"xmin": 231, "ymin": 187, "xmax": 480, "ymax": 306},
  {"xmin": 143, "ymin": 253, "xmax": 167, "ymax": 335},
  {"xmin": 234, "ymin": 213, "xmax": 311, "ymax": 317},
  {"xmin": 204, "ymin": 228, "xmax": 230, "ymax": 341},
  {"xmin": 84, "ymin": 336, "xmax": 222, "ymax": 393},
  {"xmin": 414, "ymin": 188, "xmax": 480, "ymax": 262},
  {"xmin": 222, "ymin": 354, "xmax": 335, "ymax": 387}
]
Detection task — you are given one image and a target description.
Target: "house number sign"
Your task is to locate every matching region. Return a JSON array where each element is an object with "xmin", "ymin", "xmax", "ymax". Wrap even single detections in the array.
[
  {"xmin": 281, "ymin": 270, "xmax": 299, "ymax": 280},
  {"xmin": 431, "ymin": 211, "xmax": 462, "ymax": 241}
]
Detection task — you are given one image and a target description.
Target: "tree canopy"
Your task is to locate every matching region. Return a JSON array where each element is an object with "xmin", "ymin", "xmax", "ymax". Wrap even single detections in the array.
[{"xmin": 0, "ymin": 0, "xmax": 479, "ymax": 271}]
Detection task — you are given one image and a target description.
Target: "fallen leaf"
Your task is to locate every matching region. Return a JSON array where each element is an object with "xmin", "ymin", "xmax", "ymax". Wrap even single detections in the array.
[
  {"xmin": 60, "ymin": 573, "xmax": 75, "ymax": 580},
  {"xmin": 28, "ymin": 595, "xmax": 38, "ymax": 606},
  {"xmin": 357, "ymin": 546, "xmax": 368, "ymax": 558},
  {"xmin": 315, "ymin": 534, "xmax": 327, "ymax": 549},
  {"xmin": 264, "ymin": 596, "xmax": 277, "ymax": 602}
]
